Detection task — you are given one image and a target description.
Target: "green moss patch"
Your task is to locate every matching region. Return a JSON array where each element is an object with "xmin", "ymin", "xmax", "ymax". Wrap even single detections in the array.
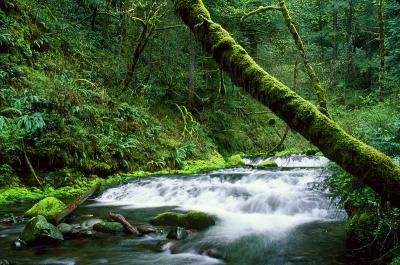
[
  {"xmin": 256, "ymin": 160, "xmax": 278, "ymax": 168},
  {"xmin": 150, "ymin": 211, "xmax": 215, "ymax": 230},
  {"xmin": 25, "ymin": 197, "xmax": 66, "ymax": 219}
]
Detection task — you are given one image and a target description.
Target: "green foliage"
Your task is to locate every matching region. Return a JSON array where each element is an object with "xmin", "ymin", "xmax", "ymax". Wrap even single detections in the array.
[{"xmin": 326, "ymin": 164, "xmax": 400, "ymax": 263}]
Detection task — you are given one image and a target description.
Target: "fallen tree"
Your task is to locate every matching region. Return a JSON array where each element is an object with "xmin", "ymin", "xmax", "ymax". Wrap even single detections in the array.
[{"xmin": 170, "ymin": 0, "xmax": 400, "ymax": 207}]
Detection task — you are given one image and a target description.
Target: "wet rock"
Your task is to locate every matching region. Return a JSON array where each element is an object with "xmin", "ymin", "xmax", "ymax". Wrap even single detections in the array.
[
  {"xmin": 80, "ymin": 218, "xmax": 102, "ymax": 230},
  {"xmin": 57, "ymin": 223, "xmax": 73, "ymax": 234},
  {"xmin": 137, "ymin": 224, "xmax": 157, "ymax": 235},
  {"xmin": 150, "ymin": 211, "xmax": 215, "ymax": 230},
  {"xmin": 0, "ymin": 259, "xmax": 15, "ymax": 265},
  {"xmin": 167, "ymin": 226, "xmax": 189, "ymax": 240},
  {"xmin": 25, "ymin": 197, "xmax": 66, "ymax": 219},
  {"xmin": 19, "ymin": 215, "xmax": 64, "ymax": 245},
  {"xmin": 12, "ymin": 238, "xmax": 27, "ymax": 249},
  {"xmin": 93, "ymin": 221, "xmax": 124, "ymax": 234},
  {"xmin": 0, "ymin": 214, "xmax": 25, "ymax": 224},
  {"xmin": 149, "ymin": 239, "xmax": 170, "ymax": 252},
  {"xmin": 57, "ymin": 222, "xmax": 97, "ymax": 238},
  {"xmin": 204, "ymin": 248, "xmax": 223, "ymax": 259}
]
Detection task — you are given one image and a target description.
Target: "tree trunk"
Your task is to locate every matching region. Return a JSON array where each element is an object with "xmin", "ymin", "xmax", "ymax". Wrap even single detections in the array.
[
  {"xmin": 377, "ymin": 0, "xmax": 385, "ymax": 102},
  {"xmin": 188, "ymin": 35, "xmax": 196, "ymax": 107},
  {"xmin": 332, "ymin": 4, "xmax": 338, "ymax": 86},
  {"xmin": 316, "ymin": 0, "xmax": 325, "ymax": 60},
  {"xmin": 345, "ymin": 0, "xmax": 354, "ymax": 86},
  {"xmin": 170, "ymin": 0, "xmax": 400, "ymax": 207}
]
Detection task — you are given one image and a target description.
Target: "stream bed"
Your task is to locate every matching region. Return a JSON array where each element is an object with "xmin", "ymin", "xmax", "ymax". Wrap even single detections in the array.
[{"xmin": 0, "ymin": 156, "xmax": 347, "ymax": 265}]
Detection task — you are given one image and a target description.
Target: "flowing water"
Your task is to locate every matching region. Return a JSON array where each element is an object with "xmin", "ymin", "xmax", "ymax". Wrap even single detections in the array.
[{"xmin": 0, "ymin": 156, "xmax": 347, "ymax": 265}]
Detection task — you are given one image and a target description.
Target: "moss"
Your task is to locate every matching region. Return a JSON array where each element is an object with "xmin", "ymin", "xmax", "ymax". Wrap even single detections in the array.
[
  {"xmin": 93, "ymin": 221, "xmax": 124, "ymax": 234},
  {"xmin": 184, "ymin": 211, "xmax": 216, "ymax": 230},
  {"xmin": 256, "ymin": 160, "xmax": 278, "ymax": 168},
  {"xmin": 25, "ymin": 197, "xmax": 66, "ymax": 219},
  {"xmin": 19, "ymin": 215, "xmax": 64, "ymax": 244},
  {"xmin": 226, "ymin": 154, "xmax": 245, "ymax": 166},
  {"xmin": 150, "ymin": 212, "xmax": 183, "ymax": 227},
  {"xmin": 150, "ymin": 211, "xmax": 215, "ymax": 230}
]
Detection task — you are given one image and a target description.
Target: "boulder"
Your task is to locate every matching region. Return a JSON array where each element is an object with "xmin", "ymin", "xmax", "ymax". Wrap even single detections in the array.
[
  {"xmin": 25, "ymin": 197, "xmax": 66, "ymax": 219},
  {"xmin": 150, "ymin": 211, "xmax": 215, "ymax": 230},
  {"xmin": 19, "ymin": 215, "xmax": 64, "ymax": 245},
  {"xmin": 93, "ymin": 221, "xmax": 124, "ymax": 234},
  {"xmin": 167, "ymin": 226, "xmax": 189, "ymax": 240}
]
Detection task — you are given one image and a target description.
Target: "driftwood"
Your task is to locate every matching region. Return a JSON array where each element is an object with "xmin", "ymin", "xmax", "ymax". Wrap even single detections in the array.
[
  {"xmin": 109, "ymin": 212, "xmax": 140, "ymax": 235},
  {"xmin": 51, "ymin": 183, "xmax": 101, "ymax": 224}
]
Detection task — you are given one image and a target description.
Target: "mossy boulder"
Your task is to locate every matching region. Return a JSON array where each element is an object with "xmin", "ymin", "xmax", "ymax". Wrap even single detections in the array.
[
  {"xmin": 19, "ymin": 215, "xmax": 64, "ymax": 245},
  {"xmin": 25, "ymin": 197, "xmax": 66, "ymax": 219},
  {"xmin": 256, "ymin": 160, "xmax": 278, "ymax": 168},
  {"xmin": 150, "ymin": 211, "xmax": 215, "ymax": 230},
  {"xmin": 93, "ymin": 221, "xmax": 124, "ymax": 233},
  {"xmin": 226, "ymin": 154, "xmax": 245, "ymax": 166}
]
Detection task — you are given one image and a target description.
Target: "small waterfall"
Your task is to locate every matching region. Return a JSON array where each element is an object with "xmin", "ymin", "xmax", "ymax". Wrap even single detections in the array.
[
  {"xmin": 243, "ymin": 155, "xmax": 330, "ymax": 168},
  {"xmin": 96, "ymin": 156, "xmax": 342, "ymax": 240}
]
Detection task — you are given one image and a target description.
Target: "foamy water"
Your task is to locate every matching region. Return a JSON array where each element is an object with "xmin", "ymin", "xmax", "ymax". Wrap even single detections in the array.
[{"xmin": 95, "ymin": 156, "xmax": 341, "ymax": 241}]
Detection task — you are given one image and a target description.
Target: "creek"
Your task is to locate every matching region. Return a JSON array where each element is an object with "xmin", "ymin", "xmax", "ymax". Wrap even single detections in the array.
[{"xmin": 0, "ymin": 155, "xmax": 347, "ymax": 265}]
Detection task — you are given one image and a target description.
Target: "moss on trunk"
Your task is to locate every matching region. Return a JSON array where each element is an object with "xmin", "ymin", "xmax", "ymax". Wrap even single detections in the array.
[{"xmin": 171, "ymin": 0, "xmax": 400, "ymax": 207}]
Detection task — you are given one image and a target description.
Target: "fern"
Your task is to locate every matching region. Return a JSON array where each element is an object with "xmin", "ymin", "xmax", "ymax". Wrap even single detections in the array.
[{"xmin": 17, "ymin": 112, "xmax": 46, "ymax": 134}]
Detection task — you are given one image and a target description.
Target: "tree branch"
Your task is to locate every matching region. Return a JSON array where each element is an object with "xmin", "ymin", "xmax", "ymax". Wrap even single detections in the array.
[{"xmin": 241, "ymin": 6, "xmax": 282, "ymax": 22}]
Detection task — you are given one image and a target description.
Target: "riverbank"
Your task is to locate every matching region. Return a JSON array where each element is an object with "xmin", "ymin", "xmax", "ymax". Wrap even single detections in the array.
[{"xmin": 0, "ymin": 153, "xmax": 246, "ymax": 205}]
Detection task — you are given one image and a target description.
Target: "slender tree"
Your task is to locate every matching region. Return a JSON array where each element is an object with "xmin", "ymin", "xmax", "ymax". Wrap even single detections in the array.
[
  {"xmin": 377, "ymin": 0, "xmax": 385, "ymax": 102},
  {"xmin": 241, "ymin": 0, "xmax": 330, "ymax": 117}
]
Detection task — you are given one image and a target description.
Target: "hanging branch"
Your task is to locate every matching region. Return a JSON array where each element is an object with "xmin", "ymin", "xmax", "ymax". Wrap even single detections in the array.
[
  {"xmin": 23, "ymin": 148, "xmax": 43, "ymax": 189},
  {"xmin": 241, "ymin": 5, "xmax": 282, "ymax": 22},
  {"xmin": 241, "ymin": 0, "xmax": 330, "ymax": 117}
]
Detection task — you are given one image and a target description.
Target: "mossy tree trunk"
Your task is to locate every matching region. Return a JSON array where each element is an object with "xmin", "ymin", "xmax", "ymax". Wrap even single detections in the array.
[{"xmin": 170, "ymin": 0, "xmax": 400, "ymax": 207}]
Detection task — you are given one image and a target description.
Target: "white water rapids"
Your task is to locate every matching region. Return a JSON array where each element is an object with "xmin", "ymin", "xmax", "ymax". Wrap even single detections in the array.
[{"xmin": 95, "ymin": 156, "xmax": 342, "ymax": 241}]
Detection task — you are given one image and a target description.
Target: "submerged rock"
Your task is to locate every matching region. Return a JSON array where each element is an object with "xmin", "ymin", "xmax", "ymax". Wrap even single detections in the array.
[
  {"xmin": 256, "ymin": 160, "xmax": 278, "ymax": 168},
  {"xmin": 150, "ymin": 211, "xmax": 215, "ymax": 230},
  {"xmin": 25, "ymin": 197, "xmax": 66, "ymax": 219},
  {"xmin": 93, "ymin": 221, "xmax": 124, "ymax": 234},
  {"xmin": 167, "ymin": 226, "xmax": 189, "ymax": 240},
  {"xmin": 19, "ymin": 215, "xmax": 64, "ymax": 245},
  {"xmin": 137, "ymin": 224, "xmax": 158, "ymax": 235},
  {"xmin": 57, "ymin": 220, "xmax": 99, "ymax": 238}
]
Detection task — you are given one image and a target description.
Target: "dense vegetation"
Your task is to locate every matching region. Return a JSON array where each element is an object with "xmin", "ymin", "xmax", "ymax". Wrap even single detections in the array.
[{"xmin": 0, "ymin": 0, "xmax": 399, "ymax": 263}]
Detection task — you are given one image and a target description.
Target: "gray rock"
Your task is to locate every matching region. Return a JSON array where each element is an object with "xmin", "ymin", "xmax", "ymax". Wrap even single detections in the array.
[{"xmin": 80, "ymin": 218, "xmax": 102, "ymax": 230}]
